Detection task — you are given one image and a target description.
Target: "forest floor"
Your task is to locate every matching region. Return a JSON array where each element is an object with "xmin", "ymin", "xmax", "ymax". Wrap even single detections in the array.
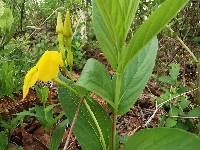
[{"xmin": 0, "ymin": 36, "xmax": 199, "ymax": 150}]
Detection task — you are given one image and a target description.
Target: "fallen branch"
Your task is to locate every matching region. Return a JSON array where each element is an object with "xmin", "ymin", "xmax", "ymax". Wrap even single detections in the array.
[{"xmin": 144, "ymin": 88, "xmax": 198, "ymax": 127}]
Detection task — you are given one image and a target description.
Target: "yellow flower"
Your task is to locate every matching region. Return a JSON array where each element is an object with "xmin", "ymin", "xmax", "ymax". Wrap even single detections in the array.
[
  {"xmin": 23, "ymin": 66, "xmax": 38, "ymax": 99},
  {"xmin": 23, "ymin": 51, "xmax": 63, "ymax": 99},
  {"xmin": 36, "ymin": 51, "xmax": 63, "ymax": 81}
]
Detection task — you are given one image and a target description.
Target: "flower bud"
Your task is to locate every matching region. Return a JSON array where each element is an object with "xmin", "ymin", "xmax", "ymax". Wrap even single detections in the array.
[
  {"xmin": 63, "ymin": 11, "xmax": 72, "ymax": 38},
  {"xmin": 56, "ymin": 12, "xmax": 63, "ymax": 33}
]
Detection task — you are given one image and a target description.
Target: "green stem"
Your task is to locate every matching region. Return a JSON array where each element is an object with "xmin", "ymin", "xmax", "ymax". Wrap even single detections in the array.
[
  {"xmin": 112, "ymin": 111, "xmax": 117, "ymax": 150},
  {"xmin": 69, "ymin": 65, "xmax": 73, "ymax": 80},
  {"xmin": 167, "ymin": 26, "xmax": 198, "ymax": 63},
  {"xmin": 112, "ymin": 73, "xmax": 122, "ymax": 150},
  {"xmin": 54, "ymin": 78, "xmax": 78, "ymax": 96}
]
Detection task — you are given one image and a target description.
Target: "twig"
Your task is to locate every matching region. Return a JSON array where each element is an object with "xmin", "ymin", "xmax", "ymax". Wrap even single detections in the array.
[
  {"xmin": 63, "ymin": 98, "xmax": 84, "ymax": 150},
  {"xmin": 168, "ymin": 115, "xmax": 200, "ymax": 119},
  {"xmin": 144, "ymin": 101, "xmax": 159, "ymax": 127},
  {"xmin": 28, "ymin": 7, "xmax": 64, "ymax": 38},
  {"xmin": 144, "ymin": 88, "xmax": 198, "ymax": 127},
  {"xmin": 167, "ymin": 26, "xmax": 198, "ymax": 63}
]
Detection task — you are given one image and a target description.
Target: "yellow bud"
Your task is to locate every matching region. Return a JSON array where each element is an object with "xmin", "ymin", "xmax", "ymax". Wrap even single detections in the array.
[
  {"xmin": 56, "ymin": 12, "xmax": 63, "ymax": 33},
  {"xmin": 63, "ymin": 11, "xmax": 72, "ymax": 38}
]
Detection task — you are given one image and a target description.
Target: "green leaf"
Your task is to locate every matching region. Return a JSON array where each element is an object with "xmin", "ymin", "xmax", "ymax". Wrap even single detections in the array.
[
  {"xmin": 58, "ymin": 85, "xmax": 112, "ymax": 150},
  {"xmin": 49, "ymin": 120, "xmax": 68, "ymax": 150},
  {"xmin": 93, "ymin": 0, "xmax": 140, "ymax": 69},
  {"xmin": 169, "ymin": 106, "xmax": 179, "ymax": 116},
  {"xmin": 35, "ymin": 86, "xmax": 49, "ymax": 104},
  {"xmin": 120, "ymin": 0, "xmax": 189, "ymax": 71},
  {"xmin": 179, "ymin": 97, "xmax": 190, "ymax": 109},
  {"xmin": 77, "ymin": 58, "xmax": 115, "ymax": 108},
  {"xmin": 165, "ymin": 118, "xmax": 177, "ymax": 128},
  {"xmin": 187, "ymin": 107, "xmax": 200, "ymax": 117},
  {"xmin": 123, "ymin": 128, "xmax": 200, "ymax": 150},
  {"xmin": 118, "ymin": 37, "xmax": 158, "ymax": 114},
  {"xmin": 158, "ymin": 76, "xmax": 174, "ymax": 85},
  {"xmin": 0, "ymin": 7, "xmax": 14, "ymax": 31},
  {"xmin": 169, "ymin": 63, "xmax": 180, "ymax": 81},
  {"xmin": 119, "ymin": 0, "xmax": 140, "ymax": 39},
  {"xmin": 0, "ymin": 1, "xmax": 5, "ymax": 17},
  {"xmin": 0, "ymin": 131, "xmax": 8, "ymax": 149}
]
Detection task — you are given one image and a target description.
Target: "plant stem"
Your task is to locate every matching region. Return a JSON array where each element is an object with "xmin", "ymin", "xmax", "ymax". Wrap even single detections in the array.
[
  {"xmin": 54, "ymin": 78, "xmax": 78, "ymax": 96},
  {"xmin": 167, "ymin": 26, "xmax": 198, "ymax": 63},
  {"xmin": 84, "ymin": 99, "xmax": 107, "ymax": 150},
  {"xmin": 112, "ymin": 111, "xmax": 117, "ymax": 150},
  {"xmin": 112, "ymin": 73, "xmax": 122, "ymax": 150},
  {"xmin": 176, "ymin": 36, "xmax": 198, "ymax": 63}
]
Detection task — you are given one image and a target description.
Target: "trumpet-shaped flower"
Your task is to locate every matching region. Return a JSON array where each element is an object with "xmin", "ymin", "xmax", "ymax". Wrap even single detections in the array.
[{"xmin": 23, "ymin": 51, "xmax": 63, "ymax": 99}]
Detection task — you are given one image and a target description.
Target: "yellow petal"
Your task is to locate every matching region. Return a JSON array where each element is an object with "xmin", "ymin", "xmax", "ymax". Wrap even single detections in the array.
[
  {"xmin": 36, "ymin": 51, "xmax": 63, "ymax": 82},
  {"xmin": 23, "ymin": 66, "xmax": 38, "ymax": 99}
]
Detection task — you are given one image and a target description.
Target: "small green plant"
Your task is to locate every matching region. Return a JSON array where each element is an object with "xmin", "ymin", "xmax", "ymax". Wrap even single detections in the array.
[
  {"xmin": 0, "ymin": 1, "xmax": 14, "ymax": 49},
  {"xmin": 0, "ymin": 114, "xmax": 24, "ymax": 150},
  {"xmin": 157, "ymin": 63, "xmax": 190, "ymax": 128},
  {"xmin": 157, "ymin": 63, "xmax": 200, "ymax": 132},
  {"xmin": 72, "ymin": 35, "xmax": 86, "ymax": 70},
  {"xmin": 19, "ymin": 86, "xmax": 65, "ymax": 131},
  {"xmin": 0, "ymin": 38, "xmax": 36, "ymax": 97}
]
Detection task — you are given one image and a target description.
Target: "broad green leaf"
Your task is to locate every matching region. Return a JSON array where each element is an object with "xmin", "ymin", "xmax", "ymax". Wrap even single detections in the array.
[
  {"xmin": 0, "ymin": 7, "xmax": 14, "ymax": 31},
  {"xmin": 77, "ymin": 58, "xmax": 115, "ymax": 108},
  {"xmin": 93, "ymin": 0, "xmax": 140, "ymax": 69},
  {"xmin": 49, "ymin": 120, "xmax": 68, "ymax": 150},
  {"xmin": 123, "ymin": 128, "xmax": 200, "ymax": 150},
  {"xmin": 118, "ymin": 37, "xmax": 158, "ymax": 115},
  {"xmin": 119, "ymin": 0, "xmax": 140, "ymax": 38},
  {"xmin": 58, "ymin": 84, "xmax": 112, "ymax": 150},
  {"xmin": 120, "ymin": 0, "xmax": 189, "ymax": 71}
]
